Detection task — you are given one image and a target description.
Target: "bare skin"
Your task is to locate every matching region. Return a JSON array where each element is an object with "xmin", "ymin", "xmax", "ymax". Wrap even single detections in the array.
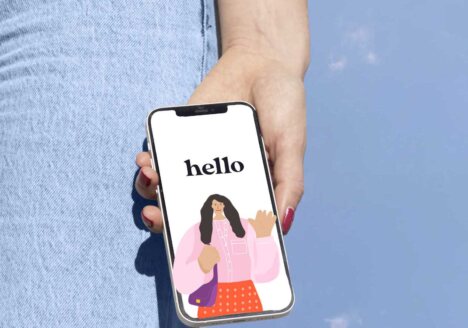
[
  {"xmin": 136, "ymin": 0, "xmax": 310, "ymax": 235},
  {"xmin": 248, "ymin": 210, "xmax": 277, "ymax": 238},
  {"xmin": 198, "ymin": 245, "xmax": 220, "ymax": 274},
  {"xmin": 212, "ymin": 199, "xmax": 225, "ymax": 220}
]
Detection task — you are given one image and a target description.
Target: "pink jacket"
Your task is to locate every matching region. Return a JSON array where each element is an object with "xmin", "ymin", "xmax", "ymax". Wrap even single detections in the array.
[{"xmin": 173, "ymin": 218, "xmax": 280, "ymax": 294}]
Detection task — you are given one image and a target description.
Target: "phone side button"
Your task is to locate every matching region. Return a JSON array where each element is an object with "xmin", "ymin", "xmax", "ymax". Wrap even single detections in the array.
[
  {"xmin": 156, "ymin": 185, "xmax": 163, "ymax": 204},
  {"xmin": 260, "ymin": 136, "xmax": 266, "ymax": 150}
]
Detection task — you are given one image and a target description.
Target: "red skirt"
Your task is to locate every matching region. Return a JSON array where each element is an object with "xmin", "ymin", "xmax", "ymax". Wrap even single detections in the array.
[{"xmin": 197, "ymin": 280, "xmax": 263, "ymax": 319}]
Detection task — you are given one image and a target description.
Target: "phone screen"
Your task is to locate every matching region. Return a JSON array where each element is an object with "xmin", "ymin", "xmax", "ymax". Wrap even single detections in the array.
[{"xmin": 148, "ymin": 102, "xmax": 293, "ymax": 323}]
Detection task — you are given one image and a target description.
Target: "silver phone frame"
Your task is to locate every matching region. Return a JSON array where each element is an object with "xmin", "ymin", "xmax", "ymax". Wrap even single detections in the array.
[{"xmin": 145, "ymin": 100, "xmax": 295, "ymax": 327}]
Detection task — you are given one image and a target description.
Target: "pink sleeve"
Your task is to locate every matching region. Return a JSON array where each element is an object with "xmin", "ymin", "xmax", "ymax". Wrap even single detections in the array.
[
  {"xmin": 172, "ymin": 223, "xmax": 213, "ymax": 294},
  {"xmin": 245, "ymin": 220, "xmax": 280, "ymax": 283}
]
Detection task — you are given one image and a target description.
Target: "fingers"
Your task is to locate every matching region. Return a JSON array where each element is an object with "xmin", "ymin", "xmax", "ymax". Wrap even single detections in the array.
[
  {"xmin": 273, "ymin": 141, "xmax": 304, "ymax": 234},
  {"xmin": 256, "ymin": 210, "xmax": 263, "ymax": 220},
  {"xmin": 135, "ymin": 151, "xmax": 159, "ymax": 200},
  {"xmin": 272, "ymin": 128, "xmax": 305, "ymax": 234},
  {"xmin": 251, "ymin": 71, "xmax": 306, "ymax": 235},
  {"xmin": 250, "ymin": 211, "xmax": 276, "ymax": 228},
  {"xmin": 135, "ymin": 152, "xmax": 163, "ymax": 233},
  {"xmin": 213, "ymin": 247, "xmax": 221, "ymax": 262},
  {"xmin": 136, "ymin": 151, "xmax": 152, "ymax": 168},
  {"xmin": 269, "ymin": 87, "xmax": 306, "ymax": 234},
  {"xmin": 253, "ymin": 210, "xmax": 275, "ymax": 220},
  {"xmin": 268, "ymin": 211, "xmax": 277, "ymax": 225},
  {"xmin": 263, "ymin": 211, "xmax": 277, "ymax": 229},
  {"xmin": 141, "ymin": 205, "xmax": 163, "ymax": 233},
  {"xmin": 205, "ymin": 246, "xmax": 221, "ymax": 264},
  {"xmin": 135, "ymin": 166, "xmax": 159, "ymax": 200}
]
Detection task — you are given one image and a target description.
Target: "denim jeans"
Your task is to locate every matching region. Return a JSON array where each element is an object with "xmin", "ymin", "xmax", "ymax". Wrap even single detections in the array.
[{"xmin": 0, "ymin": 1, "xmax": 219, "ymax": 327}]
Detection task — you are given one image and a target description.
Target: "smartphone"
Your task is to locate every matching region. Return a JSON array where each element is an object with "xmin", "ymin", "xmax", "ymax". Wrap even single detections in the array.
[{"xmin": 145, "ymin": 101, "xmax": 294, "ymax": 326}]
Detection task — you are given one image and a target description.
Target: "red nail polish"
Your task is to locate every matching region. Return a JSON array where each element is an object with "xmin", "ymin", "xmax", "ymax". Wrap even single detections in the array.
[
  {"xmin": 141, "ymin": 213, "xmax": 153, "ymax": 228},
  {"xmin": 139, "ymin": 170, "xmax": 151, "ymax": 187},
  {"xmin": 282, "ymin": 207, "xmax": 295, "ymax": 235}
]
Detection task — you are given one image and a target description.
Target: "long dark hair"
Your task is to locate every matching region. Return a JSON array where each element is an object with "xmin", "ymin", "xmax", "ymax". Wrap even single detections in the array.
[{"xmin": 199, "ymin": 194, "xmax": 246, "ymax": 244}]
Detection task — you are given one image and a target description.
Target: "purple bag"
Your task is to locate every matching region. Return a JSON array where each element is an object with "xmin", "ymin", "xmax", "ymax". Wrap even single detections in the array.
[{"xmin": 188, "ymin": 264, "xmax": 218, "ymax": 307}]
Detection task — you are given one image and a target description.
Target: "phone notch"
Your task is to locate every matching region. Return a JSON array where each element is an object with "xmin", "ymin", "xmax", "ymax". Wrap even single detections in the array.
[{"xmin": 175, "ymin": 103, "xmax": 228, "ymax": 117}]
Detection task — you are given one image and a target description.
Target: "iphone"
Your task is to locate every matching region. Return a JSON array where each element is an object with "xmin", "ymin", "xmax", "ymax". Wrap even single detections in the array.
[{"xmin": 145, "ymin": 101, "xmax": 294, "ymax": 326}]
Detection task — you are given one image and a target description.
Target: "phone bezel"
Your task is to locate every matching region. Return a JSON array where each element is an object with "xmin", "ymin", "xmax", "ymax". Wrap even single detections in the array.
[{"xmin": 145, "ymin": 101, "xmax": 295, "ymax": 327}]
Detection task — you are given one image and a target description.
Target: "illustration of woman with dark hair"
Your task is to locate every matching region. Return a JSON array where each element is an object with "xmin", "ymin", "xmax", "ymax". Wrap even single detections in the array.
[{"xmin": 173, "ymin": 194, "xmax": 280, "ymax": 319}]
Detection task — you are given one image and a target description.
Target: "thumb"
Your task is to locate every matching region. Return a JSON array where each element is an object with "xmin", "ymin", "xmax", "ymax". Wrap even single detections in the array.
[
  {"xmin": 248, "ymin": 218, "xmax": 257, "ymax": 229},
  {"xmin": 273, "ymin": 131, "xmax": 306, "ymax": 235},
  {"xmin": 251, "ymin": 71, "xmax": 307, "ymax": 235},
  {"xmin": 214, "ymin": 249, "xmax": 221, "ymax": 262}
]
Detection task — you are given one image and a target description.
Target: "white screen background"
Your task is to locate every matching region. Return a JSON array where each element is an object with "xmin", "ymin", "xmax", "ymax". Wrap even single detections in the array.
[{"xmin": 150, "ymin": 103, "xmax": 293, "ymax": 319}]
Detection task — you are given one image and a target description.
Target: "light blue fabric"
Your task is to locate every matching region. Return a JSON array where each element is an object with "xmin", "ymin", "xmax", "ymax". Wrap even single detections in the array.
[{"xmin": 0, "ymin": 1, "xmax": 219, "ymax": 327}]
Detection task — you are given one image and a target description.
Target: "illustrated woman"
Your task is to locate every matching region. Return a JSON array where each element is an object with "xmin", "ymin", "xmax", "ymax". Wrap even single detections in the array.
[{"xmin": 172, "ymin": 194, "xmax": 280, "ymax": 319}]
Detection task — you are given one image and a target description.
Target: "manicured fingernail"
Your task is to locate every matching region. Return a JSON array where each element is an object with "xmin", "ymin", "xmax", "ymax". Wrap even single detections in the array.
[
  {"xmin": 282, "ymin": 207, "xmax": 295, "ymax": 235},
  {"xmin": 141, "ymin": 212, "xmax": 153, "ymax": 228},
  {"xmin": 139, "ymin": 170, "xmax": 151, "ymax": 187}
]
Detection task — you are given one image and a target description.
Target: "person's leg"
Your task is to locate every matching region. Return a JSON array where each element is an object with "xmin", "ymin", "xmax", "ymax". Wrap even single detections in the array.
[{"xmin": 0, "ymin": 0, "xmax": 218, "ymax": 327}]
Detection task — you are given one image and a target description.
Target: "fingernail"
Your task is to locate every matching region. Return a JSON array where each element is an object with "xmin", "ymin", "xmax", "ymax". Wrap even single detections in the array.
[
  {"xmin": 141, "ymin": 212, "xmax": 153, "ymax": 228},
  {"xmin": 282, "ymin": 207, "xmax": 295, "ymax": 235},
  {"xmin": 139, "ymin": 170, "xmax": 151, "ymax": 187}
]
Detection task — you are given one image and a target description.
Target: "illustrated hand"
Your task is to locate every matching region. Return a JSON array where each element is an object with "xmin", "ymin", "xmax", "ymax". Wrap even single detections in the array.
[
  {"xmin": 248, "ymin": 210, "xmax": 277, "ymax": 238},
  {"xmin": 197, "ymin": 245, "xmax": 220, "ymax": 274}
]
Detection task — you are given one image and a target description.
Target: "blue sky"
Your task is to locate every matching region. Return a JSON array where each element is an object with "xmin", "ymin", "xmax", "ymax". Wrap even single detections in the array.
[{"xmin": 236, "ymin": 0, "xmax": 468, "ymax": 327}]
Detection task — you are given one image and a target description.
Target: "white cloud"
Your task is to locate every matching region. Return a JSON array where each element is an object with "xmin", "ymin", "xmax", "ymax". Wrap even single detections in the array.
[
  {"xmin": 347, "ymin": 26, "xmax": 372, "ymax": 48},
  {"xmin": 329, "ymin": 57, "xmax": 347, "ymax": 71},
  {"xmin": 325, "ymin": 313, "xmax": 362, "ymax": 328},
  {"xmin": 325, "ymin": 316, "xmax": 350, "ymax": 328},
  {"xmin": 346, "ymin": 26, "xmax": 379, "ymax": 66},
  {"xmin": 366, "ymin": 51, "xmax": 378, "ymax": 64},
  {"xmin": 328, "ymin": 25, "xmax": 380, "ymax": 71}
]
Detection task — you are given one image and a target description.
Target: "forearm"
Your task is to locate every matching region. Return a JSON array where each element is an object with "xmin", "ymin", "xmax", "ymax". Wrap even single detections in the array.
[{"xmin": 218, "ymin": 0, "xmax": 310, "ymax": 79}]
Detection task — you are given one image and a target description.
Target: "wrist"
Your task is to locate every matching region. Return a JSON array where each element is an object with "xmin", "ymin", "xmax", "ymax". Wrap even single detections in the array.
[
  {"xmin": 221, "ymin": 45, "xmax": 308, "ymax": 85},
  {"xmin": 254, "ymin": 227, "xmax": 274, "ymax": 238},
  {"xmin": 190, "ymin": 43, "xmax": 307, "ymax": 104},
  {"xmin": 217, "ymin": 0, "xmax": 310, "ymax": 80},
  {"xmin": 256, "ymin": 232, "xmax": 273, "ymax": 239}
]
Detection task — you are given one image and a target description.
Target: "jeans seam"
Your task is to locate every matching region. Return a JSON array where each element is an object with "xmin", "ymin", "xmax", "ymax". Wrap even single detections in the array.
[{"xmin": 200, "ymin": 0, "xmax": 207, "ymax": 83}]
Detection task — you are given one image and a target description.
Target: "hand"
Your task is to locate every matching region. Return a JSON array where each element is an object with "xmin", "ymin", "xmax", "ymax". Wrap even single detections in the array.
[
  {"xmin": 134, "ymin": 152, "xmax": 163, "ymax": 232},
  {"xmin": 248, "ymin": 210, "xmax": 277, "ymax": 238},
  {"xmin": 187, "ymin": 46, "xmax": 307, "ymax": 234},
  {"xmin": 136, "ymin": 45, "xmax": 307, "ymax": 236},
  {"xmin": 197, "ymin": 245, "xmax": 220, "ymax": 274}
]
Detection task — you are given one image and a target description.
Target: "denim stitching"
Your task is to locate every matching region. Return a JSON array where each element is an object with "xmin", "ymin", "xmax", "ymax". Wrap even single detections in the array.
[{"xmin": 200, "ymin": 0, "xmax": 207, "ymax": 83}]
